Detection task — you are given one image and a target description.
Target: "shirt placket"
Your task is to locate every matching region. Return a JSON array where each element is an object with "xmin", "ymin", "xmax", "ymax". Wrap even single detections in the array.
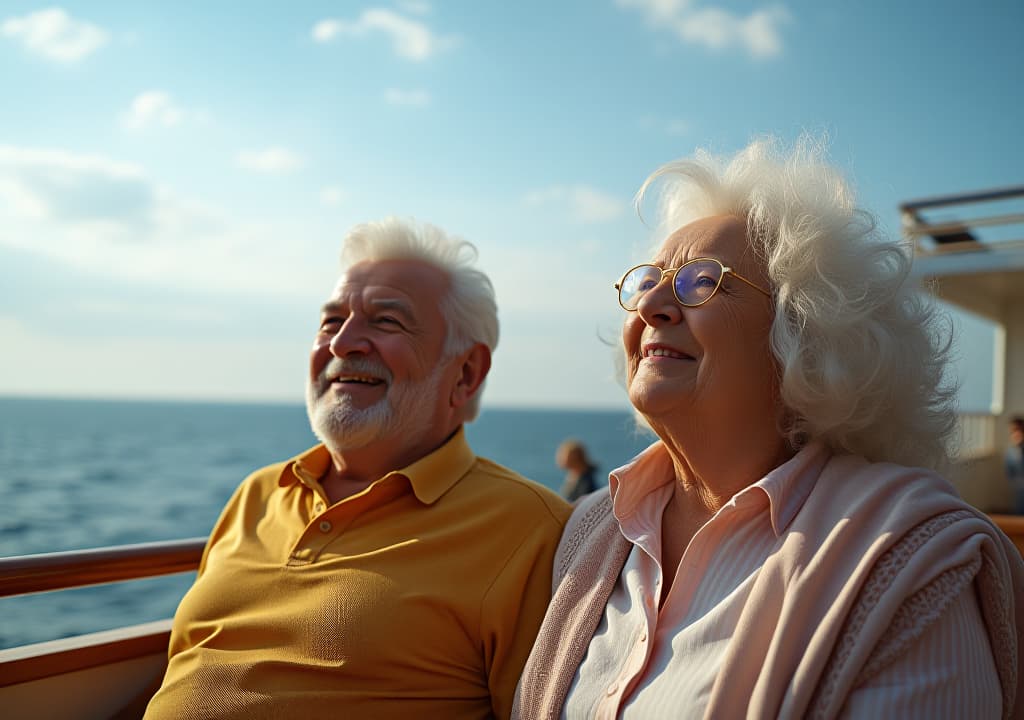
[
  {"xmin": 609, "ymin": 506, "xmax": 743, "ymax": 717},
  {"xmin": 287, "ymin": 476, "xmax": 405, "ymax": 566},
  {"xmin": 595, "ymin": 554, "xmax": 662, "ymax": 718}
]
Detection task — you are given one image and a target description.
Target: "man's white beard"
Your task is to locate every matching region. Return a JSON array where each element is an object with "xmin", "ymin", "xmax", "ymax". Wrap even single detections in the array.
[{"xmin": 306, "ymin": 356, "xmax": 445, "ymax": 455}]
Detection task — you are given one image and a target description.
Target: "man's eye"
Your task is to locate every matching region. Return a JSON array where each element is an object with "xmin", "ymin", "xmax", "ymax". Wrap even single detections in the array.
[
  {"xmin": 320, "ymin": 318, "xmax": 343, "ymax": 332},
  {"xmin": 375, "ymin": 316, "xmax": 402, "ymax": 326}
]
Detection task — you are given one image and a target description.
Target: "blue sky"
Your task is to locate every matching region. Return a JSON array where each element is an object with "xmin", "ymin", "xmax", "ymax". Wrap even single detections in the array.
[{"xmin": 0, "ymin": 1, "xmax": 1019, "ymax": 410}]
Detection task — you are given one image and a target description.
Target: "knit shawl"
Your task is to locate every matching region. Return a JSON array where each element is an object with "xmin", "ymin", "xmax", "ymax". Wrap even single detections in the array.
[{"xmin": 512, "ymin": 452, "xmax": 1024, "ymax": 719}]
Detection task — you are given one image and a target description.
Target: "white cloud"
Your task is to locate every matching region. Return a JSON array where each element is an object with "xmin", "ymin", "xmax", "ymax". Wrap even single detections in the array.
[
  {"xmin": 119, "ymin": 91, "xmax": 187, "ymax": 131},
  {"xmin": 525, "ymin": 185, "xmax": 626, "ymax": 224},
  {"xmin": 0, "ymin": 145, "xmax": 337, "ymax": 299},
  {"xmin": 616, "ymin": 0, "xmax": 789, "ymax": 59},
  {"xmin": 1, "ymin": 7, "xmax": 108, "ymax": 62},
  {"xmin": 311, "ymin": 8, "xmax": 455, "ymax": 61},
  {"xmin": 236, "ymin": 147, "xmax": 304, "ymax": 174},
  {"xmin": 619, "ymin": 0, "xmax": 691, "ymax": 22},
  {"xmin": 0, "ymin": 146, "xmax": 152, "ymax": 225},
  {"xmin": 320, "ymin": 185, "xmax": 347, "ymax": 207},
  {"xmin": 383, "ymin": 88, "xmax": 431, "ymax": 107},
  {"xmin": 398, "ymin": 0, "xmax": 432, "ymax": 15}
]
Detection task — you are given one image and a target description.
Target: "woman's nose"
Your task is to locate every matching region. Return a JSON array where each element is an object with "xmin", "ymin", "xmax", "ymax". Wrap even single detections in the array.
[{"xmin": 635, "ymin": 273, "xmax": 682, "ymax": 326}]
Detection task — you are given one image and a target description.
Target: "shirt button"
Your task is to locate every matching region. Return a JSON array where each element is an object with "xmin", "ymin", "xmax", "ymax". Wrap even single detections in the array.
[
  {"xmin": 314, "ymin": 502, "xmax": 325, "ymax": 512},
  {"xmin": 319, "ymin": 520, "xmax": 332, "ymax": 533},
  {"xmin": 606, "ymin": 682, "xmax": 619, "ymax": 696},
  {"xmin": 640, "ymin": 631, "xmax": 647, "ymax": 642}
]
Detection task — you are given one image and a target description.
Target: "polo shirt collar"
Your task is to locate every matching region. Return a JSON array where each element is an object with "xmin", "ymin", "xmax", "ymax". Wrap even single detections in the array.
[
  {"xmin": 279, "ymin": 427, "xmax": 476, "ymax": 506},
  {"xmin": 399, "ymin": 427, "xmax": 476, "ymax": 505},
  {"xmin": 284, "ymin": 444, "xmax": 333, "ymax": 489}
]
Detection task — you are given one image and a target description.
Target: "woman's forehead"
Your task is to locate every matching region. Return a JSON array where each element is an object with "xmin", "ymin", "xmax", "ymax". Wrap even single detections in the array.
[{"xmin": 656, "ymin": 215, "xmax": 748, "ymax": 262}]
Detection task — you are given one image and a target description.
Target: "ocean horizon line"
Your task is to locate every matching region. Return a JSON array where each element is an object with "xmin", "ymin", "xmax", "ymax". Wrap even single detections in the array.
[{"xmin": 0, "ymin": 392, "xmax": 633, "ymax": 415}]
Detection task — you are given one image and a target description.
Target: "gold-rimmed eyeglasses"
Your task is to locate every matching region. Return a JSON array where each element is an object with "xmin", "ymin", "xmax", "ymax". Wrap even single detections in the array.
[{"xmin": 614, "ymin": 258, "xmax": 772, "ymax": 311}]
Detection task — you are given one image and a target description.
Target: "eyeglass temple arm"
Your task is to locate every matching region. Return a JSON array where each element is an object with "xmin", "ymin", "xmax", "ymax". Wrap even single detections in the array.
[{"xmin": 726, "ymin": 269, "xmax": 772, "ymax": 297}]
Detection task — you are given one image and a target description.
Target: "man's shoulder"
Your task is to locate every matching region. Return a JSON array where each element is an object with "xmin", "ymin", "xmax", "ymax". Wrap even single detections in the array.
[
  {"xmin": 241, "ymin": 459, "xmax": 292, "ymax": 485},
  {"xmin": 230, "ymin": 454, "xmax": 307, "ymax": 501},
  {"xmin": 242, "ymin": 444, "xmax": 326, "ymax": 486},
  {"xmin": 465, "ymin": 456, "xmax": 572, "ymax": 525}
]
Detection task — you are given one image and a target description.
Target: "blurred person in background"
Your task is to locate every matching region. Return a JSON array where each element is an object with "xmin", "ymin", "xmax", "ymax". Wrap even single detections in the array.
[
  {"xmin": 1006, "ymin": 416, "xmax": 1024, "ymax": 513},
  {"xmin": 514, "ymin": 139, "xmax": 1024, "ymax": 719},
  {"xmin": 556, "ymin": 438, "xmax": 599, "ymax": 502}
]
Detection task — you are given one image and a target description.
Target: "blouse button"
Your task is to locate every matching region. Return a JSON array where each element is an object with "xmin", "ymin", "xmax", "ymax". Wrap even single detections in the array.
[
  {"xmin": 314, "ymin": 502, "xmax": 325, "ymax": 513},
  {"xmin": 606, "ymin": 682, "xmax": 619, "ymax": 696}
]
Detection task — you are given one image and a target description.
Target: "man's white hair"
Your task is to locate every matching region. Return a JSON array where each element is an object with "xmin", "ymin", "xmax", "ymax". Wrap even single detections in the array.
[
  {"xmin": 339, "ymin": 217, "xmax": 498, "ymax": 421},
  {"xmin": 635, "ymin": 136, "xmax": 957, "ymax": 470}
]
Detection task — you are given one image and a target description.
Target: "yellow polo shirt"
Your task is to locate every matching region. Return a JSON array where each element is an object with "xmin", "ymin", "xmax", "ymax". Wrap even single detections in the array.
[{"xmin": 145, "ymin": 428, "xmax": 570, "ymax": 720}]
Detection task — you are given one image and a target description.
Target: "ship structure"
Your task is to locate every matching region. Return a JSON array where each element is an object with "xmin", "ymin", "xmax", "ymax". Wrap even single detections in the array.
[{"xmin": 905, "ymin": 185, "xmax": 1024, "ymax": 511}]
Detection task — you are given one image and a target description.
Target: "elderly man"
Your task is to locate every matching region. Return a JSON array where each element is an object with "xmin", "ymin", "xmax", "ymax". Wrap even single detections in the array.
[{"xmin": 144, "ymin": 218, "xmax": 571, "ymax": 720}]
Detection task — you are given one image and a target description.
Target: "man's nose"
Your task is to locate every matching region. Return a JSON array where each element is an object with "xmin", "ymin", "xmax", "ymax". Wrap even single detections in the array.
[{"xmin": 328, "ymin": 318, "xmax": 371, "ymax": 357}]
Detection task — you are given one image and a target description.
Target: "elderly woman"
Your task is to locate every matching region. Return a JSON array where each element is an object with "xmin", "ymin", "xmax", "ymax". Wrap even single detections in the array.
[{"xmin": 514, "ymin": 139, "xmax": 1024, "ymax": 719}]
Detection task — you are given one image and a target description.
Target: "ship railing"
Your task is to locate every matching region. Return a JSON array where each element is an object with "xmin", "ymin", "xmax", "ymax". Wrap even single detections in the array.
[
  {"xmin": 2, "ymin": 522, "xmax": 1023, "ymax": 717},
  {"xmin": 0, "ymin": 537, "xmax": 205, "ymax": 719},
  {"xmin": 901, "ymin": 184, "xmax": 1024, "ymax": 256}
]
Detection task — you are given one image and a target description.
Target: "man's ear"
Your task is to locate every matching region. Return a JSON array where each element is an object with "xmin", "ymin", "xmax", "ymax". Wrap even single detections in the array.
[{"xmin": 450, "ymin": 343, "xmax": 491, "ymax": 410}]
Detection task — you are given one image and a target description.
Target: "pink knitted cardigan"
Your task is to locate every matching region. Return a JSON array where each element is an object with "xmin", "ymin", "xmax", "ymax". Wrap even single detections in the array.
[{"xmin": 512, "ymin": 448, "xmax": 1024, "ymax": 719}]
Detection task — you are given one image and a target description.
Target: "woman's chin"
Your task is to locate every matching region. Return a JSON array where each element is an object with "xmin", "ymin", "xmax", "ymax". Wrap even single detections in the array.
[{"xmin": 628, "ymin": 391, "xmax": 677, "ymax": 423}]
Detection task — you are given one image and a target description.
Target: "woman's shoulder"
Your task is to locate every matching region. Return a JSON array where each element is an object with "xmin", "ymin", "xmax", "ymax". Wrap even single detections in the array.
[
  {"xmin": 551, "ymin": 489, "xmax": 623, "ymax": 589},
  {"xmin": 815, "ymin": 453, "xmax": 963, "ymax": 511}
]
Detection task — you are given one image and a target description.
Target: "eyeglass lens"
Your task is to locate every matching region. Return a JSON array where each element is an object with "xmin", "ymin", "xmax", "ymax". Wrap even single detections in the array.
[
  {"xmin": 675, "ymin": 260, "xmax": 723, "ymax": 306},
  {"xmin": 619, "ymin": 261, "xmax": 723, "ymax": 309}
]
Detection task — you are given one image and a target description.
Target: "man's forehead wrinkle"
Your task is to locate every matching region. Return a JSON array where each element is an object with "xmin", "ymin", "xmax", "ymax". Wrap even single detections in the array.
[{"xmin": 369, "ymin": 297, "xmax": 413, "ymax": 313}]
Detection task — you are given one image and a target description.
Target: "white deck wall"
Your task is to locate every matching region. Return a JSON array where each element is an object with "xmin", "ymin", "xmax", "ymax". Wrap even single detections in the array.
[{"xmin": 945, "ymin": 288, "xmax": 1024, "ymax": 512}]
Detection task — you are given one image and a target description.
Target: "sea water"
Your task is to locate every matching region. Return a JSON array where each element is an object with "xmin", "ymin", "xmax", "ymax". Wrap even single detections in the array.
[{"xmin": 0, "ymin": 396, "xmax": 653, "ymax": 648}]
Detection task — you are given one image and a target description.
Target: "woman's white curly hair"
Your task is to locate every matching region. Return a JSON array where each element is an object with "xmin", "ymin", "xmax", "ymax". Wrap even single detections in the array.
[{"xmin": 635, "ymin": 136, "xmax": 957, "ymax": 470}]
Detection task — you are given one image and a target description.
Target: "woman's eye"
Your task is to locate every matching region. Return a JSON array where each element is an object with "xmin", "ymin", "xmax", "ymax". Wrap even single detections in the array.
[
  {"xmin": 695, "ymin": 275, "xmax": 716, "ymax": 287},
  {"xmin": 638, "ymin": 280, "xmax": 657, "ymax": 291}
]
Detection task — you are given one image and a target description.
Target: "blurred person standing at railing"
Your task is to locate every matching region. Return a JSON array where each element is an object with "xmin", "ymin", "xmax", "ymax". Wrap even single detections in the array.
[
  {"xmin": 1007, "ymin": 416, "xmax": 1024, "ymax": 513},
  {"xmin": 556, "ymin": 439, "xmax": 599, "ymax": 503}
]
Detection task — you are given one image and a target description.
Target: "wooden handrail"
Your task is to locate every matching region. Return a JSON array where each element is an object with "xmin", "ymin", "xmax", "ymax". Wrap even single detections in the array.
[
  {"xmin": 0, "ymin": 619, "xmax": 173, "ymax": 687},
  {"xmin": 0, "ymin": 537, "xmax": 206, "ymax": 598},
  {"xmin": 991, "ymin": 514, "xmax": 1024, "ymax": 559}
]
